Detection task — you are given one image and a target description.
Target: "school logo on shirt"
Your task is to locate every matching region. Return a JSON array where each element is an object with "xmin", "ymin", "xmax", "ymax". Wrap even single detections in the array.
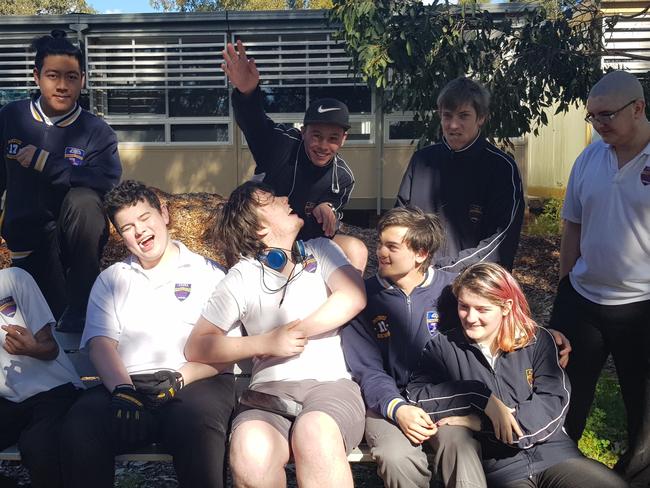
[
  {"xmin": 302, "ymin": 255, "xmax": 318, "ymax": 273},
  {"xmin": 426, "ymin": 309, "xmax": 439, "ymax": 335},
  {"xmin": 64, "ymin": 147, "xmax": 85, "ymax": 166},
  {"xmin": 469, "ymin": 204, "xmax": 483, "ymax": 224},
  {"xmin": 641, "ymin": 166, "xmax": 650, "ymax": 186},
  {"xmin": 5, "ymin": 139, "xmax": 22, "ymax": 159},
  {"xmin": 525, "ymin": 368, "xmax": 534, "ymax": 387},
  {"xmin": 174, "ymin": 283, "xmax": 191, "ymax": 301},
  {"xmin": 0, "ymin": 296, "xmax": 17, "ymax": 318},
  {"xmin": 373, "ymin": 314, "xmax": 391, "ymax": 339},
  {"xmin": 304, "ymin": 201, "xmax": 316, "ymax": 216}
]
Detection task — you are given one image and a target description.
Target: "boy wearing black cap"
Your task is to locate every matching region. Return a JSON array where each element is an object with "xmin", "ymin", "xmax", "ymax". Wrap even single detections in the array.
[{"xmin": 222, "ymin": 40, "xmax": 367, "ymax": 271}]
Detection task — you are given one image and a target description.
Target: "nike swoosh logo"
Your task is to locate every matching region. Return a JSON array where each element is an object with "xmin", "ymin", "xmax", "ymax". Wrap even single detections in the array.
[{"xmin": 317, "ymin": 106, "xmax": 341, "ymax": 113}]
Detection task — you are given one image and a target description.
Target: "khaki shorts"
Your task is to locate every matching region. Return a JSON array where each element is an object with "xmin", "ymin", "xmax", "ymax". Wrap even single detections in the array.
[{"xmin": 231, "ymin": 378, "xmax": 365, "ymax": 454}]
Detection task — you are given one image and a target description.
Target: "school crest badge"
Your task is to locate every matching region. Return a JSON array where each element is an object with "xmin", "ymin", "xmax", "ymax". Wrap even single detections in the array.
[
  {"xmin": 0, "ymin": 296, "xmax": 17, "ymax": 318},
  {"xmin": 64, "ymin": 147, "xmax": 85, "ymax": 166},
  {"xmin": 426, "ymin": 309, "xmax": 439, "ymax": 335},
  {"xmin": 302, "ymin": 255, "xmax": 318, "ymax": 273},
  {"xmin": 641, "ymin": 166, "xmax": 650, "ymax": 186},
  {"xmin": 525, "ymin": 368, "xmax": 534, "ymax": 387},
  {"xmin": 304, "ymin": 201, "xmax": 316, "ymax": 216},
  {"xmin": 373, "ymin": 314, "xmax": 391, "ymax": 339},
  {"xmin": 174, "ymin": 283, "xmax": 191, "ymax": 301},
  {"xmin": 469, "ymin": 204, "xmax": 483, "ymax": 224}
]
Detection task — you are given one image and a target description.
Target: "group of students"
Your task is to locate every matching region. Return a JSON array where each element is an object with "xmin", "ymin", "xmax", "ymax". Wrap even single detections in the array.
[{"xmin": 0, "ymin": 30, "xmax": 647, "ymax": 488}]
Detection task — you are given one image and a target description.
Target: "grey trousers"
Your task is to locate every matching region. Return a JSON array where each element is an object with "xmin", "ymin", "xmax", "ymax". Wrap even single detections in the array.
[{"xmin": 365, "ymin": 410, "xmax": 486, "ymax": 488}]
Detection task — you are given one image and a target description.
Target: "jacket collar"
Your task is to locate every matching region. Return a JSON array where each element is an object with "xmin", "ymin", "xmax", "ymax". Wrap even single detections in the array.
[
  {"xmin": 441, "ymin": 133, "xmax": 487, "ymax": 160},
  {"xmin": 30, "ymin": 97, "xmax": 82, "ymax": 127}
]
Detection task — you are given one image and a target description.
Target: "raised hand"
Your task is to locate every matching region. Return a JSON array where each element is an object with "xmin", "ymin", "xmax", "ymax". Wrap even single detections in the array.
[
  {"xmin": 395, "ymin": 404, "xmax": 438, "ymax": 445},
  {"xmin": 264, "ymin": 319, "xmax": 308, "ymax": 358},
  {"xmin": 221, "ymin": 40, "xmax": 259, "ymax": 95},
  {"xmin": 485, "ymin": 394, "xmax": 523, "ymax": 444}
]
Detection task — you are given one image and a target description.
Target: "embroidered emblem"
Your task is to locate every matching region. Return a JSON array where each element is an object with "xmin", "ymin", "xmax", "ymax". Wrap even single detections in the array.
[
  {"xmin": 64, "ymin": 147, "xmax": 85, "ymax": 166},
  {"xmin": 0, "ymin": 296, "xmax": 17, "ymax": 317},
  {"xmin": 469, "ymin": 204, "xmax": 483, "ymax": 224},
  {"xmin": 174, "ymin": 283, "xmax": 191, "ymax": 301},
  {"xmin": 525, "ymin": 368, "xmax": 534, "ymax": 387},
  {"xmin": 6, "ymin": 139, "xmax": 21, "ymax": 159},
  {"xmin": 302, "ymin": 255, "xmax": 318, "ymax": 273},
  {"xmin": 373, "ymin": 314, "xmax": 391, "ymax": 339},
  {"xmin": 641, "ymin": 166, "xmax": 650, "ymax": 186},
  {"xmin": 426, "ymin": 309, "xmax": 439, "ymax": 335},
  {"xmin": 304, "ymin": 201, "xmax": 316, "ymax": 216}
]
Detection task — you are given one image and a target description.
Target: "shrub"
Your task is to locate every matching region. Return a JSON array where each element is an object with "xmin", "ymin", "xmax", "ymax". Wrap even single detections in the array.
[
  {"xmin": 527, "ymin": 198, "xmax": 563, "ymax": 236},
  {"xmin": 579, "ymin": 370, "xmax": 627, "ymax": 467}
]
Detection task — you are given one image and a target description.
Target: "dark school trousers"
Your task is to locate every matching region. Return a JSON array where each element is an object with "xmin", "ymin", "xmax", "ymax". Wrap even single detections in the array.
[
  {"xmin": 0, "ymin": 383, "xmax": 80, "ymax": 488},
  {"xmin": 549, "ymin": 276, "xmax": 650, "ymax": 487},
  {"xmin": 496, "ymin": 456, "xmax": 629, "ymax": 488},
  {"xmin": 61, "ymin": 374, "xmax": 236, "ymax": 488},
  {"xmin": 12, "ymin": 187, "xmax": 109, "ymax": 320}
]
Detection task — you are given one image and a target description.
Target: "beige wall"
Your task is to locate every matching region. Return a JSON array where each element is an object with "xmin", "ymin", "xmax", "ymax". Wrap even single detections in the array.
[
  {"xmin": 525, "ymin": 103, "xmax": 590, "ymax": 199},
  {"xmin": 118, "ymin": 112, "xmax": 588, "ymax": 207}
]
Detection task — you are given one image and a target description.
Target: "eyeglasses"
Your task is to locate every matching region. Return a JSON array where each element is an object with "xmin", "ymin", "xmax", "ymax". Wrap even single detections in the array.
[{"xmin": 584, "ymin": 99, "xmax": 636, "ymax": 125}]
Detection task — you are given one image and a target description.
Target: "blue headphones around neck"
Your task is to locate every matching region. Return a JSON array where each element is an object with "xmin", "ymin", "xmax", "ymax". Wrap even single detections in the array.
[{"xmin": 258, "ymin": 240, "xmax": 307, "ymax": 272}]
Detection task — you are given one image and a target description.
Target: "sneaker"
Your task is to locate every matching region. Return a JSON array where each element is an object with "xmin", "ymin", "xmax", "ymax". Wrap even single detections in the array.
[{"xmin": 56, "ymin": 306, "xmax": 86, "ymax": 333}]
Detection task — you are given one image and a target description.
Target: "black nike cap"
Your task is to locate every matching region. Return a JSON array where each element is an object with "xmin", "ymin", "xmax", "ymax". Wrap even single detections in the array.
[{"xmin": 303, "ymin": 98, "xmax": 350, "ymax": 131}]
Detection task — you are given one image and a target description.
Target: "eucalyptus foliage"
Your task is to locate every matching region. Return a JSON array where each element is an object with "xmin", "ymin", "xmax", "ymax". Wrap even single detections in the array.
[{"xmin": 330, "ymin": 1, "xmax": 626, "ymax": 142}]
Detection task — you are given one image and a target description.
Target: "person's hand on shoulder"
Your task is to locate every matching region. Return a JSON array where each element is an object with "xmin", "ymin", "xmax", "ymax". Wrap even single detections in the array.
[
  {"xmin": 395, "ymin": 404, "xmax": 438, "ymax": 445},
  {"xmin": 312, "ymin": 202, "xmax": 337, "ymax": 237},
  {"xmin": 222, "ymin": 40, "xmax": 259, "ymax": 96},
  {"xmin": 548, "ymin": 329, "xmax": 572, "ymax": 368}
]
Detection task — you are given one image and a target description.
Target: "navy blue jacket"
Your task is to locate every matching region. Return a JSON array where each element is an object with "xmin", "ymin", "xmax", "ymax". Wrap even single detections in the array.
[
  {"xmin": 396, "ymin": 136, "xmax": 524, "ymax": 271},
  {"xmin": 341, "ymin": 267, "xmax": 459, "ymax": 421},
  {"xmin": 407, "ymin": 326, "xmax": 580, "ymax": 485},
  {"xmin": 232, "ymin": 88, "xmax": 354, "ymax": 241},
  {"xmin": 0, "ymin": 99, "xmax": 121, "ymax": 252}
]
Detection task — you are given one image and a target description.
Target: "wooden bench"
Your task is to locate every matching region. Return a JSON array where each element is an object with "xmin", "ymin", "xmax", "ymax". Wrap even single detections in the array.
[{"xmin": 0, "ymin": 443, "xmax": 375, "ymax": 463}]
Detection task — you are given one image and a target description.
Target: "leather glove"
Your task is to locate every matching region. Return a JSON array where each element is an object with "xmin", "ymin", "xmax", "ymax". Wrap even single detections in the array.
[
  {"xmin": 131, "ymin": 370, "xmax": 184, "ymax": 409},
  {"xmin": 111, "ymin": 385, "xmax": 152, "ymax": 445}
]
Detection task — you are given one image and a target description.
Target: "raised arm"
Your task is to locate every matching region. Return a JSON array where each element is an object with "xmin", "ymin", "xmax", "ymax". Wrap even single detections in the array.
[{"xmin": 222, "ymin": 40, "xmax": 259, "ymax": 96}]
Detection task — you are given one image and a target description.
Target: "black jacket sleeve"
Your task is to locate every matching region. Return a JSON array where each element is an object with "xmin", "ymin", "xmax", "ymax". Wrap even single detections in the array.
[
  {"xmin": 407, "ymin": 335, "xmax": 492, "ymax": 421},
  {"xmin": 231, "ymin": 87, "xmax": 301, "ymax": 176},
  {"xmin": 341, "ymin": 314, "xmax": 406, "ymax": 421},
  {"xmin": 512, "ymin": 328, "xmax": 571, "ymax": 449}
]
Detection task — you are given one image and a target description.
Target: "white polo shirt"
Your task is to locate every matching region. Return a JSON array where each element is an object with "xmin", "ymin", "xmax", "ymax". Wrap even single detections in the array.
[
  {"xmin": 0, "ymin": 268, "xmax": 83, "ymax": 403},
  {"xmin": 563, "ymin": 139, "xmax": 650, "ymax": 305},
  {"xmin": 82, "ymin": 241, "xmax": 226, "ymax": 373},
  {"xmin": 202, "ymin": 238, "xmax": 352, "ymax": 387}
]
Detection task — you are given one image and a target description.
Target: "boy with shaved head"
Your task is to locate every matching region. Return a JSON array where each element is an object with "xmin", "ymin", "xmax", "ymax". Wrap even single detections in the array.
[{"xmin": 549, "ymin": 70, "xmax": 650, "ymax": 487}]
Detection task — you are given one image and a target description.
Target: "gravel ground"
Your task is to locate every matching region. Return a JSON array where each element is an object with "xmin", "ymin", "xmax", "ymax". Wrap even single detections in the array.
[{"xmin": 0, "ymin": 192, "xmax": 560, "ymax": 487}]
